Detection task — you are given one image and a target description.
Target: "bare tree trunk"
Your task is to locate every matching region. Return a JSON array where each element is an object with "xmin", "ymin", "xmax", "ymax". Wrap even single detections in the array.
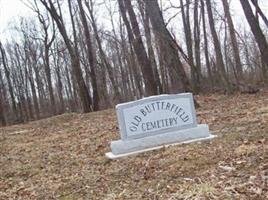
[
  {"xmin": 156, "ymin": 43, "xmax": 169, "ymax": 93},
  {"xmin": 63, "ymin": 57, "xmax": 76, "ymax": 111},
  {"xmin": 44, "ymin": 45, "xmax": 56, "ymax": 114},
  {"xmin": 180, "ymin": 0, "xmax": 199, "ymax": 93},
  {"xmin": 40, "ymin": 0, "xmax": 92, "ymax": 113},
  {"xmin": 250, "ymin": 0, "xmax": 268, "ymax": 28},
  {"xmin": 26, "ymin": 61, "xmax": 40, "ymax": 119},
  {"xmin": 0, "ymin": 70, "xmax": 6, "ymax": 126},
  {"xmin": 53, "ymin": 48, "xmax": 65, "ymax": 114},
  {"xmin": 0, "ymin": 42, "xmax": 18, "ymax": 117},
  {"xmin": 200, "ymin": 0, "xmax": 213, "ymax": 85},
  {"xmin": 222, "ymin": 0, "xmax": 243, "ymax": 83},
  {"xmin": 138, "ymin": 1, "xmax": 163, "ymax": 94},
  {"xmin": 24, "ymin": 68, "xmax": 34, "ymax": 120},
  {"xmin": 77, "ymin": 0, "xmax": 100, "ymax": 111},
  {"xmin": 223, "ymin": 20, "xmax": 231, "ymax": 76},
  {"xmin": 40, "ymin": 0, "xmax": 92, "ymax": 112},
  {"xmin": 120, "ymin": 28, "xmax": 143, "ymax": 99},
  {"xmin": 119, "ymin": 0, "xmax": 158, "ymax": 96},
  {"xmin": 206, "ymin": 0, "xmax": 232, "ymax": 92},
  {"xmin": 104, "ymin": 1, "xmax": 128, "ymax": 100},
  {"xmin": 38, "ymin": 12, "xmax": 56, "ymax": 113},
  {"xmin": 0, "ymin": 97, "xmax": 6, "ymax": 126},
  {"xmin": 14, "ymin": 46, "xmax": 28, "ymax": 122},
  {"xmin": 84, "ymin": 0, "xmax": 122, "ymax": 102},
  {"xmin": 193, "ymin": 0, "xmax": 202, "ymax": 89},
  {"xmin": 144, "ymin": 0, "xmax": 191, "ymax": 92},
  {"xmin": 240, "ymin": 0, "xmax": 268, "ymax": 69}
]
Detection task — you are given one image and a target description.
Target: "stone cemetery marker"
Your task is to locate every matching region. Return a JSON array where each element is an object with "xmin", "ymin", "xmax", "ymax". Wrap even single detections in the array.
[{"xmin": 106, "ymin": 93, "xmax": 216, "ymax": 159}]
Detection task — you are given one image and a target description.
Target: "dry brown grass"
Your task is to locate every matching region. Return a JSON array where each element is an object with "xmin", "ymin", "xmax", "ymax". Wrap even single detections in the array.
[{"xmin": 0, "ymin": 92, "xmax": 268, "ymax": 199}]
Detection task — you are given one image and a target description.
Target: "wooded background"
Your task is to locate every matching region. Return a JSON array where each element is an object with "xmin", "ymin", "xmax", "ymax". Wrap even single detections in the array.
[{"xmin": 0, "ymin": 0, "xmax": 267, "ymax": 126}]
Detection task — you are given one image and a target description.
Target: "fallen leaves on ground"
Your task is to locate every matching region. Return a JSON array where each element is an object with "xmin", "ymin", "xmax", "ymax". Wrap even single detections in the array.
[{"xmin": 0, "ymin": 92, "xmax": 268, "ymax": 200}]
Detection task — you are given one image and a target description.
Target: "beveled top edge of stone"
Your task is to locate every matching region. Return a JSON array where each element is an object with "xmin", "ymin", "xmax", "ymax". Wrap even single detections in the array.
[{"xmin": 115, "ymin": 93, "xmax": 193, "ymax": 109}]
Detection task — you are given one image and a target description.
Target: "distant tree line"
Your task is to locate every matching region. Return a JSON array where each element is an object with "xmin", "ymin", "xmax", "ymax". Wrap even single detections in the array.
[{"xmin": 0, "ymin": 0, "xmax": 267, "ymax": 126}]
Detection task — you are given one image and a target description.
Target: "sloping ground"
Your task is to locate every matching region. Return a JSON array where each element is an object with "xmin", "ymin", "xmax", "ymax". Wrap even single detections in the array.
[{"xmin": 0, "ymin": 92, "xmax": 268, "ymax": 200}]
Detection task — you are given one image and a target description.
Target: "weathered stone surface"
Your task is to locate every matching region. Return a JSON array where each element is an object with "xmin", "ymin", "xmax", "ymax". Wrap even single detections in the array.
[
  {"xmin": 116, "ymin": 93, "xmax": 197, "ymax": 140},
  {"xmin": 111, "ymin": 124, "xmax": 210, "ymax": 155},
  {"xmin": 106, "ymin": 93, "xmax": 215, "ymax": 159}
]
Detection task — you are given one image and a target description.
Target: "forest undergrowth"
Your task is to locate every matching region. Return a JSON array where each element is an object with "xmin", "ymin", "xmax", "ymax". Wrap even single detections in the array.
[{"xmin": 0, "ymin": 92, "xmax": 268, "ymax": 199}]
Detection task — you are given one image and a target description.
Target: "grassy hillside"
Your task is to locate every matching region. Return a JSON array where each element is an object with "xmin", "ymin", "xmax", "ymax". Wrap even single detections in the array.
[{"xmin": 0, "ymin": 92, "xmax": 268, "ymax": 200}]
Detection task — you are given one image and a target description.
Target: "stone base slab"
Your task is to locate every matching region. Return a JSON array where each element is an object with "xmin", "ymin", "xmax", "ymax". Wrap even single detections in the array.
[{"xmin": 105, "ymin": 124, "xmax": 216, "ymax": 159}]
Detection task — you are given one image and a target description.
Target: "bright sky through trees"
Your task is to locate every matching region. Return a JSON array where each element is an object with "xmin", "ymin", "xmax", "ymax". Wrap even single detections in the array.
[{"xmin": 0, "ymin": 0, "xmax": 267, "ymax": 41}]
